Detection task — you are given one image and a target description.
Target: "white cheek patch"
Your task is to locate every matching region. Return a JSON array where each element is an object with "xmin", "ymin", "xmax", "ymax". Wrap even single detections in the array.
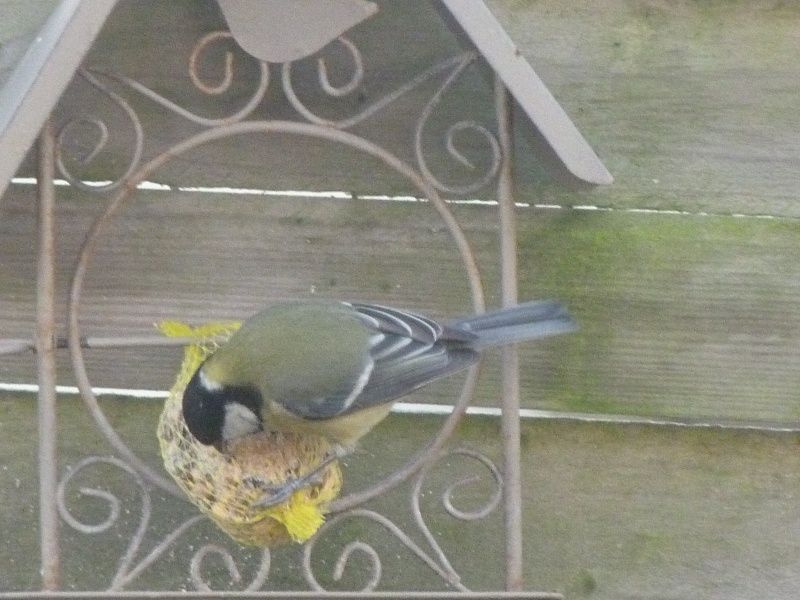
[{"xmin": 222, "ymin": 402, "xmax": 261, "ymax": 441}]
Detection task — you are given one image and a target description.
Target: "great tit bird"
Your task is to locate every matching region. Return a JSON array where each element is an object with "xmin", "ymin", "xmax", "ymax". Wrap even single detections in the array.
[{"xmin": 182, "ymin": 299, "xmax": 575, "ymax": 506}]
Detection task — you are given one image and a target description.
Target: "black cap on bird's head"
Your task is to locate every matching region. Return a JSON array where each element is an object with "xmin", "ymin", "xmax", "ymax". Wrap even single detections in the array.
[{"xmin": 182, "ymin": 363, "xmax": 264, "ymax": 449}]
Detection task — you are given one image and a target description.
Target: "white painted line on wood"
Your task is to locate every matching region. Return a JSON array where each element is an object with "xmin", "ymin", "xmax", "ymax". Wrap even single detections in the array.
[
  {"xmin": 9, "ymin": 177, "xmax": 786, "ymax": 219},
  {"xmin": 2, "ymin": 381, "xmax": 799, "ymax": 432}
]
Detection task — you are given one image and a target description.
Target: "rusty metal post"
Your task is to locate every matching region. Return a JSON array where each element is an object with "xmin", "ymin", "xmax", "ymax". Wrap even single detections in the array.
[
  {"xmin": 36, "ymin": 118, "xmax": 61, "ymax": 590},
  {"xmin": 495, "ymin": 76, "xmax": 523, "ymax": 590}
]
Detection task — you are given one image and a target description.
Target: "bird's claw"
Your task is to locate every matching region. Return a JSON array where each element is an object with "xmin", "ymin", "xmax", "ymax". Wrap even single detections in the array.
[
  {"xmin": 246, "ymin": 472, "xmax": 326, "ymax": 508},
  {"xmin": 244, "ymin": 448, "xmax": 344, "ymax": 508}
]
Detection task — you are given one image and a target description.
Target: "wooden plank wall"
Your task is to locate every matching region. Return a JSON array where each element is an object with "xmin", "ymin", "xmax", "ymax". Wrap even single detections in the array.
[{"xmin": 2, "ymin": 0, "xmax": 800, "ymax": 428}]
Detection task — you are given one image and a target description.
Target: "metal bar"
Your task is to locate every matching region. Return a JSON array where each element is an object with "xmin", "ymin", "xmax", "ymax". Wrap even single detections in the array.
[
  {"xmin": 0, "ymin": 335, "xmax": 226, "ymax": 356},
  {"xmin": 71, "ymin": 335, "xmax": 211, "ymax": 348},
  {"xmin": 35, "ymin": 118, "xmax": 60, "ymax": 590},
  {"xmin": 0, "ymin": 593, "xmax": 562, "ymax": 600},
  {"xmin": 495, "ymin": 76, "xmax": 523, "ymax": 591}
]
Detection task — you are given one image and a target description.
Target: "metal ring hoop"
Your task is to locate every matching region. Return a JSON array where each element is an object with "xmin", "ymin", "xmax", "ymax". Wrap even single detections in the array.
[{"xmin": 67, "ymin": 120, "xmax": 487, "ymax": 508}]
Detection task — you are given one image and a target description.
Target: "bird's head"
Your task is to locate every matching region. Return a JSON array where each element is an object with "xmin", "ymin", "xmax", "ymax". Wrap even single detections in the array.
[{"xmin": 182, "ymin": 362, "xmax": 264, "ymax": 449}]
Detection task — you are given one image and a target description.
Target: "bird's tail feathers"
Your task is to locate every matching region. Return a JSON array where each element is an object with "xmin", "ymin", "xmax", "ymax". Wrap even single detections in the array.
[{"xmin": 449, "ymin": 300, "xmax": 576, "ymax": 349}]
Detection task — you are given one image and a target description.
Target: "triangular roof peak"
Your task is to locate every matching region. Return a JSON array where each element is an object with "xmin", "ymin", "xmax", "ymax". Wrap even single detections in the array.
[{"xmin": 0, "ymin": 0, "xmax": 611, "ymax": 199}]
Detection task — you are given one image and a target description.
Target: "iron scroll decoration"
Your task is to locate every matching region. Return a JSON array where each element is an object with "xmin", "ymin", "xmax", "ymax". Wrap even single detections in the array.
[{"xmin": 59, "ymin": 29, "xmax": 511, "ymax": 592}]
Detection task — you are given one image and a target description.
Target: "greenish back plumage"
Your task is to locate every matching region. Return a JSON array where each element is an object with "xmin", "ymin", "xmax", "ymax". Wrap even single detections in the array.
[{"xmin": 204, "ymin": 301, "xmax": 373, "ymax": 416}]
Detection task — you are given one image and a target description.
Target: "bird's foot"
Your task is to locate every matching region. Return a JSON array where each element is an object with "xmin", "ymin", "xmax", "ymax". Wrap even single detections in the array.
[
  {"xmin": 247, "ymin": 471, "xmax": 326, "ymax": 508},
  {"xmin": 245, "ymin": 446, "xmax": 348, "ymax": 508}
]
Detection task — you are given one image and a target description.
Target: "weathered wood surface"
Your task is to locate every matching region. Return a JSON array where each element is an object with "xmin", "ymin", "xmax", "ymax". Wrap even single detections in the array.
[
  {"xmin": 3, "ymin": 186, "xmax": 800, "ymax": 426},
  {"xmin": 3, "ymin": 394, "xmax": 800, "ymax": 596},
  {"xmin": 3, "ymin": 1, "xmax": 800, "ymax": 599},
  {"xmin": 486, "ymin": 0, "xmax": 800, "ymax": 216},
  {"xmin": 2, "ymin": 0, "xmax": 800, "ymax": 427}
]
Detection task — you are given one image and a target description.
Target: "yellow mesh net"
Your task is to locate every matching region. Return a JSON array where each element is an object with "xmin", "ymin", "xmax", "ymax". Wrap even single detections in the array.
[{"xmin": 156, "ymin": 321, "xmax": 342, "ymax": 547}]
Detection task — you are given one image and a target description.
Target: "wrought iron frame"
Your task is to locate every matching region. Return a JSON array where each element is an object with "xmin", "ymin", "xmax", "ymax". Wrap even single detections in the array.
[{"xmin": 2, "ymin": 21, "xmax": 563, "ymax": 600}]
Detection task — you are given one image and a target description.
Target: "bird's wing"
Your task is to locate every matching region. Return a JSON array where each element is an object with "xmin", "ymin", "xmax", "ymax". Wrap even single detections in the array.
[
  {"xmin": 270, "ymin": 302, "xmax": 478, "ymax": 421},
  {"xmin": 333, "ymin": 303, "xmax": 480, "ymax": 416}
]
